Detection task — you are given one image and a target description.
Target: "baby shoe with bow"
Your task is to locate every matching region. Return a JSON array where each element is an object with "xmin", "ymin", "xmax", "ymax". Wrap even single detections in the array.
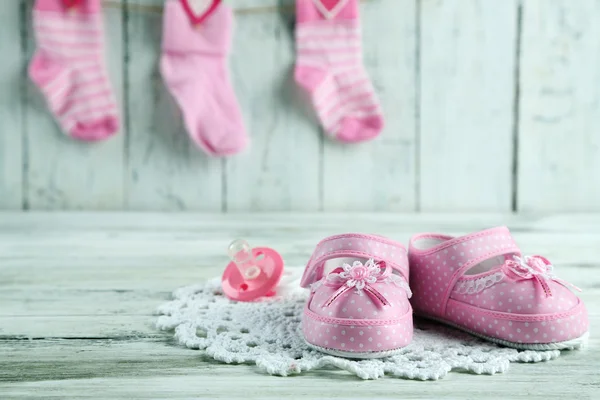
[
  {"xmin": 408, "ymin": 227, "xmax": 589, "ymax": 349},
  {"xmin": 300, "ymin": 233, "xmax": 413, "ymax": 358}
]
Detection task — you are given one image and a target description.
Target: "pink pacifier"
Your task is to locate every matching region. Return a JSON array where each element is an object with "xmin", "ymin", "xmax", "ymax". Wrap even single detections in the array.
[{"xmin": 221, "ymin": 239, "xmax": 284, "ymax": 302}]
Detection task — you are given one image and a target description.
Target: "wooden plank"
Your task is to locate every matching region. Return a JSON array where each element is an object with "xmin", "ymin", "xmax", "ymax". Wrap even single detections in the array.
[
  {"xmin": 3, "ymin": 211, "xmax": 600, "ymax": 235},
  {"xmin": 0, "ymin": 336, "xmax": 599, "ymax": 397},
  {"xmin": 2, "ymin": 228, "xmax": 600, "ymax": 274},
  {"xmin": 419, "ymin": 0, "xmax": 518, "ymax": 211},
  {"xmin": 0, "ymin": 339, "xmax": 206, "ymax": 382},
  {"xmin": 23, "ymin": 3, "xmax": 125, "ymax": 209},
  {"xmin": 0, "ymin": 288, "xmax": 173, "ymax": 317},
  {"xmin": 0, "ymin": 316, "xmax": 163, "ymax": 339},
  {"xmin": 4, "ymin": 211, "xmax": 600, "ymax": 263},
  {"xmin": 518, "ymin": 0, "xmax": 600, "ymax": 212},
  {"xmin": 125, "ymin": 0, "xmax": 223, "ymax": 211},
  {"xmin": 0, "ymin": 1, "xmax": 24, "ymax": 209},
  {"xmin": 322, "ymin": 0, "xmax": 417, "ymax": 212},
  {"xmin": 224, "ymin": 10, "xmax": 321, "ymax": 211}
]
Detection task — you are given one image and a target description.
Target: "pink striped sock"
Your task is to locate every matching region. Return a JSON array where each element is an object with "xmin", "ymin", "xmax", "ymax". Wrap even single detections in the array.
[
  {"xmin": 28, "ymin": 0, "xmax": 119, "ymax": 141},
  {"xmin": 295, "ymin": 0, "xmax": 384, "ymax": 143}
]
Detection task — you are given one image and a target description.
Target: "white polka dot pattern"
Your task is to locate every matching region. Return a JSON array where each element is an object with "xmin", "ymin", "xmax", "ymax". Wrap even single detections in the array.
[
  {"xmin": 446, "ymin": 299, "xmax": 588, "ymax": 345},
  {"xmin": 409, "ymin": 227, "xmax": 519, "ymax": 317},
  {"xmin": 303, "ymin": 312, "xmax": 413, "ymax": 353},
  {"xmin": 451, "ymin": 273, "xmax": 579, "ymax": 314},
  {"xmin": 303, "ymin": 277, "xmax": 413, "ymax": 354},
  {"xmin": 301, "ymin": 233, "xmax": 412, "ymax": 355},
  {"xmin": 408, "ymin": 227, "xmax": 589, "ymax": 345}
]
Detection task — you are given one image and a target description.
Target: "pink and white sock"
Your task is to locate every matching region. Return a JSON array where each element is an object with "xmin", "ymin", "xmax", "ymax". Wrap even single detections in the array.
[
  {"xmin": 295, "ymin": 0, "xmax": 384, "ymax": 143},
  {"xmin": 160, "ymin": 0, "xmax": 248, "ymax": 156},
  {"xmin": 28, "ymin": 0, "xmax": 119, "ymax": 141}
]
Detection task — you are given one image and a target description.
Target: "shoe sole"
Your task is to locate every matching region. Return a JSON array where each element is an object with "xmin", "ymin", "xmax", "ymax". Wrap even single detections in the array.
[
  {"xmin": 419, "ymin": 314, "xmax": 589, "ymax": 350},
  {"xmin": 305, "ymin": 340, "xmax": 406, "ymax": 359}
]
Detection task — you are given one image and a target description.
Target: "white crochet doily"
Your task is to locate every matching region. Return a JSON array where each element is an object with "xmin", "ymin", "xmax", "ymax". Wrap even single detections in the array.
[{"xmin": 156, "ymin": 269, "xmax": 564, "ymax": 380}]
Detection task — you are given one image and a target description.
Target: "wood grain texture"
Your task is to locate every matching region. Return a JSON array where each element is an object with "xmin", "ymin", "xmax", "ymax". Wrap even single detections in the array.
[
  {"xmin": 322, "ymin": 0, "xmax": 417, "ymax": 212},
  {"xmin": 518, "ymin": 0, "xmax": 600, "ymax": 212},
  {"xmin": 125, "ymin": 0, "xmax": 223, "ymax": 211},
  {"xmin": 24, "ymin": 3, "xmax": 125, "ymax": 209},
  {"xmin": 0, "ymin": 1, "xmax": 24, "ymax": 209},
  {"xmin": 3, "ymin": 2, "xmax": 600, "ymax": 212},
  {"xmin": 0, "ymin": 212, "xmax": 599, "ymax": 398},
  {"xmin": 225, "ymin": 11, "xmax": 321, "ymax": 211},
  {"xmin": 419, "ymin": 0, "xmax": 519, "ymax": 211},
  {"xmin": 1, "ymin": 336, "xmax": 599, "ymax": 398}
]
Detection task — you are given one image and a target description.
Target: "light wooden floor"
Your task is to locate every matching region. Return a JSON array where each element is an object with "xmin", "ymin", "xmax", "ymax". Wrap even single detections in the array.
[{"xmin": 1, "ymin": 213, "xmax": 599, "ymax": 399}]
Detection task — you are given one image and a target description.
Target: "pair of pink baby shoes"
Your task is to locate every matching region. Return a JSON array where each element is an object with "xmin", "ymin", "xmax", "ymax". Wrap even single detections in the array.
[{"xmin": 301, "ymin": 227, "xmax": 589, "ymax": 358}]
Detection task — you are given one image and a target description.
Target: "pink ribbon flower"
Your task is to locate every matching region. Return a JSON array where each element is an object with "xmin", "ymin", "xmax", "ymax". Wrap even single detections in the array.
[
  {"xmin": 339, "ymin": 259, "xmax": 380, "ymax": 290},
  {"xmin": 501, "ymin": 255, "xmax": 581, "ymax": 298},
  {"xmin": 321, "ymin": 259, "xmax": 411, "ymax": 308}
]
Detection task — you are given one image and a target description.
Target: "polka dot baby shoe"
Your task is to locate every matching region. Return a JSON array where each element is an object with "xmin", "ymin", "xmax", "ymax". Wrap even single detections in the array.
[
  {"xmin": 408, "ymin": 227, "xmax": 589, "ymax": 350},
  {"xmin": 300, "ymin": 233, "xmax": 413, "ymax": 358}
]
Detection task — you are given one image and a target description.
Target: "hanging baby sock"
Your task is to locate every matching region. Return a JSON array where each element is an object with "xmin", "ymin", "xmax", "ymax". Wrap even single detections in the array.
[
  {"xmin": 28, "ymin": 0, "xmax": 119, "ymax": 141},
  {"xmin": 160, "ymin": 0, "xmax": 248, "ymax": 156},
  {"xmin": 295, "ymin": 0, "xmax": 384, "ymax": 143}
]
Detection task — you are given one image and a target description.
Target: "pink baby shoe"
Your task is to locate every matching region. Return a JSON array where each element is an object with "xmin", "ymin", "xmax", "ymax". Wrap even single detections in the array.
[
  {"xmin": 300, "ymin": 234, "xmax": 413, "ymax": 358},
  {"xmin": 408, "ymin": 227, "xmax": 589, "ymax": 350}
]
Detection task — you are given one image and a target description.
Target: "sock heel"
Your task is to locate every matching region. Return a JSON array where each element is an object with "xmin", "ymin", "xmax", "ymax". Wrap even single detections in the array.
[{"xmin": 294, "ymin": 65, "xmax": 330, "ymax": 92}]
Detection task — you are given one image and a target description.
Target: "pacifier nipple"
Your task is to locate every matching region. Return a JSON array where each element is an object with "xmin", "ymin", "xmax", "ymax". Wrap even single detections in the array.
[{"xmin": 228, "ymin": 239, "xmax": 262, "ymax": 280}]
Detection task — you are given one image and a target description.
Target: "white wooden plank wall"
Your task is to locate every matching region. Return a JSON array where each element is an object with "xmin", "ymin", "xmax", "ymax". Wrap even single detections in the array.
[
  {"xmin": 419, "ymin": 0, "xmax": 518, "ymax": 212},
  {"xmin": 0, "ymin": 2, "xmax": 23, "ymax": 209},
  {"xmin": 0, "ymin": 0, "xmax": 599, "ymax": 212},
  {"xmin": 518, "ymin": 0, "xmax": 600, "ymax": 212},
  {"xmin": 226, "ymin": 8, "xmax": 321, "ymax": 211}
]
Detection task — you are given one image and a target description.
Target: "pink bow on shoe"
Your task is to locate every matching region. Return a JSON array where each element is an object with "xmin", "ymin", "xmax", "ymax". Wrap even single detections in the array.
[
  {"xmin": 501, "ymin": 255, "xmax": 582, "ymax": 298},
  {"xmin": 322, "ymin": 259, "xmax": 411, "ymax": 308}
]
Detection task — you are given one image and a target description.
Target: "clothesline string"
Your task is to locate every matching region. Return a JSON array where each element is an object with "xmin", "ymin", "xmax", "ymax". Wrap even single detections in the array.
[
  {"xmin": 79, "ymin": 0, "xmax": 372, "ymax": 16},
  {"xmin": 107, "ymin": 1, "xmax": 286, "ymax": 15}
]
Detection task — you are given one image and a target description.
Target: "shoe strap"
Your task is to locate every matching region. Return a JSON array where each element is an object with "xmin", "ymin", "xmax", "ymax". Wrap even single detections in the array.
[
  {"xmin": 410, "ymin": 226, "xmax": 521, "ymax": 316},
  {"xmin": 300, "ymin": 233, "xmax": 408, "ymax": 288}
]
